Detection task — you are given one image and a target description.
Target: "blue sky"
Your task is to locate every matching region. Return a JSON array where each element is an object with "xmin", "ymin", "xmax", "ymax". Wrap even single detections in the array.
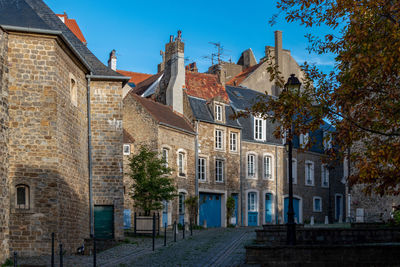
[{"xmin": 45, "ymin": 0, "xmax": 336, "ymax": 75}]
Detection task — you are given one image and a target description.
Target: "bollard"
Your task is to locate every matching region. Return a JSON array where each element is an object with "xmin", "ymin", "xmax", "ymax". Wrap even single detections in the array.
[
  {"xmin": 164, "ymin": 223, "xmax": 167, "ymax": 246},
  {"xmin": 51, "ymin": 233, "xmax": 55, "ymax": 267},
  {"xmin": 174, "ymin": 221, "xmax": 177, "ymax": 242},
  {"xmin": 59, "ymin": 243, "xmax": 63, "ymax": 267},
  {"xmin": 190, "ymin": 220, "xmax": 193, "ymax": 236},
  {"xmin": 157, "ymin": 213, "xmax": 160, "ymax": 236},
  {"xmin": 182, "ymin": 219, "xmax": 185, "ymax": 239},
  {"xmin": 13, "ymin": 252, "xmax": 17, "ymax": 267},
  {"xmin": 93, "ymin": 235, "xmax": 96, "ymax": 267},
  {"xmin": 152, "ymin": 213, "xmax": 156, "ymax": 251}
]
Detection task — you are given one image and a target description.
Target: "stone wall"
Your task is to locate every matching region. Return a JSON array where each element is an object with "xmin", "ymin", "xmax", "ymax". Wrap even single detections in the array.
[
  {"xmin": 90, "ymin": 81, "xmax": 124, "ymax": 240},
  {"xmin": 0, "ymin": 28, "xmax": 10, "ymax": 264},
  {"xmin": 6, "ymin": 32, "xmax": 90, "ymax": 255}
]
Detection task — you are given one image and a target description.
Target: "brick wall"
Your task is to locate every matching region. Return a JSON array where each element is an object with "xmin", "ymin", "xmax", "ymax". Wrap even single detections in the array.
[
  {"xmin": 0, "ymin": 28, "xmax": 10, "ymax": 264},
  {"xmin": 90, "ymin": 81, "xmax": 124, "ymax": 240}
]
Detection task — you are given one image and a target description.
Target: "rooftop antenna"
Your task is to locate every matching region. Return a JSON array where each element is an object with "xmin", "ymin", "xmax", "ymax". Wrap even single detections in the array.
[{"xmin": 209, "ymin": 42, "xmax": 224, "ymax": 65}]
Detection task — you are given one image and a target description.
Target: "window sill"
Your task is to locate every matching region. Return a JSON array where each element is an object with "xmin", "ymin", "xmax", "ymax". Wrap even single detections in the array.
[
  {"xmin": 305, "ymin": 183, "xmax": 315, "ymax": 187},
  {"xmin": 179, "ymin": 173, "xmax": 186, "ymax": 178},
  {"xmin": 246, "ymin": 176, "xmax": 257, "ymax": 180},
  {"xmin": 321, "ymin": 185, "xmax": 330, "ymax": 188},
  {"xmin": 215, "ymin": 181, "xmax": 224, "ymax": 183},
  {"xmin": 313, "ymin": 210, "xmax": 322, "ymax": 213},
  {"xmin": 199, "ymin": 180, "xmax": 207, "ymax": 183}
]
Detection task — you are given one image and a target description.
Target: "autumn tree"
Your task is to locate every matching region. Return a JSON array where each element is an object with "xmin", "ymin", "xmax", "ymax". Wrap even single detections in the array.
[
  {"xmin": 128, "ymin": 145, "xmax": 177, "ymax": 216},
  {"xmin": 249, "ymin": 0, "xmax": 400, "ymax": 195}
]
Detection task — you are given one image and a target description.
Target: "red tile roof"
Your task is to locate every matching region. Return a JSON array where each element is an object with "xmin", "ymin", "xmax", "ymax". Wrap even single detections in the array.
[
  {"xmin": 226, "ymin": 62, "xmax": 262, "ymax": 86},
  {"xmin": 56, "ymin": 13, "xmax": 87, "ymax": 45},
  {"xmin": 117, "ymin": 70, "xmax": 153, "ymax": 85},
  {"xmin": 131, "ymin": 94, "xmax": 195, "ymax": 134},
  {"xmin": 185, "ymin": 71, "xmax": 229, "ymax": 102}
]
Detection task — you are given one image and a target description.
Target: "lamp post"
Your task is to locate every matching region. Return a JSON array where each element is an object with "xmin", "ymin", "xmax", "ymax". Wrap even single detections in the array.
[{"xmin": 284, "ymin": 74, "xmax": 301, "ymax": 245}]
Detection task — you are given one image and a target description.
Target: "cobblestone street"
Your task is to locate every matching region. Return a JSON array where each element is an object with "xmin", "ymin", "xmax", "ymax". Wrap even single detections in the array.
[{"xmin": 19, "ymin": 227, "xmax": 258, "ymax": 267}]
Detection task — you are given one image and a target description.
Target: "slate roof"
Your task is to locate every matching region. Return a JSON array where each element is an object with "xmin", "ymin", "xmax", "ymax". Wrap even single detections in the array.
[
  {"xmin": 0, "ymin": 0, "xmax": 126, "ymax": 78},
  {"xmin": 117, "ymin": 70, "xmax": 153, "ymax": 85},
  {"xmin": 56, "ymin": 13, "xmax": 86, "ymax": 45},
  {"xmin": 129, "ymin": 72, "xmax": 163, "ymax": 96},
  {"xmin": 131, "ymin": 94, "xmax": 195, "ymax": 134},
  {"xmin": 185, "ymin": 72, "xmax": 229, "ymax": 102},
  {"xmin": 188, "ymin": 96, "xmax": 241, "ymax": 129}
]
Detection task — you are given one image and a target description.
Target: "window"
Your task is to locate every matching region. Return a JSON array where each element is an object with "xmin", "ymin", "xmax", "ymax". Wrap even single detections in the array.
[
  {"xmin": 162, "ymin": 148, "xmax": 169, "ymax": 167},
  {"xmin": 313, "ymin": 197, "xmax": 322, "ymax": 212},
  {"xmin": 215, "ymin": 129, "xmax": 223, "ymax": 150},
  {"xmin": 123, "ymin": 144, "xmax": 130, "ymax": 155},
  {"xmin": 16, "ymin": 185, "xmax": 29, "ymax": 210},
  {"xmin": 179, "ymin": 192, "xmax": 185, "ymax": 214},
  {"xmin": 264, "ymin": 155, "xmax": 272, "ymax": 180},
  {"xmin": 300, "ymin": 133, "xmax": 309, "ymax": 148},
  {"xmin": 248, "ymin": 192, "xmax": 257, "ymax": 212},
  {"xmin": 287, "ymin": 158, "xmax": 297, "ymax": 184},
  {"xmin": 321, "ymin": 164, "xmax": 329, "ymax": 188},
  {"xmin": 247, "ymin": 154, "xmax": 256, "ymax": 178},
  {"xmin": 230, "ymin": 132, "xmax": 237, "ymax": 152},
  {"xmin": 215, "ymin": 104, "xmax": 223, "ymax": 121},
  {"xmin": 198, "ymin": 157, "xmax": 206, "ymax": 181},
  {"xmin": 70, "ymin": 77, "xmax": 77, "ymax": 107},
  {"xmin": 215, "ymin": 159, "xmax": 224, "ymax": 182},
  {"xmin": 305, "ymin": 161, "xmax": 314, "ymax": 186},
  {"xmin": 178, "ymin": 152, "xmax": 185, "ymax": 176},
  {"xmin": 323, "ymin": 131, "xmax": 332, "ymax": 150},
  {"xmin": 254, "ymin": 117, "xmax": 265, "ymax": 141}
]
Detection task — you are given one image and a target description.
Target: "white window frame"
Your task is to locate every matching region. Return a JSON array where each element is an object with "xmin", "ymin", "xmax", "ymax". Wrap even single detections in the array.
[
  {"xmin": 248, "ymin": 192, "xmax": 258, "ymax": 212},
  {"xmin": 300, "ymin": 133, "xmax": 309, "ymax": 148},
  {"xmin": 313, "ymin": 196, "xmax": 322, "ymax": 212},
  {"xmin": 247, "ymin": 153, "xmax": 257, "ymax": 179},
  {"xmin": 229, "ymin": 132, "xmax": 238, "ymax": 152},
  {"xmin": 254, "ymin": 116, "xmax": 266, "ymax": 141},
  {"xmin": 215, "ymin": 159, "xmax": 224, "ymax": 182},
  {"xmin": 215, "ymin": 104, "xmax": 223, "ymax": 122},
  {"xmin": 215, "ymin": 129, "xmax": 224, "ymax": 150},
  {"xmin": 162, "ymin": 147, "xmax": 169, "ymax": 167},
  {"xmin": 321, "ymin": 164, "xmax": 329, "ymax": 188},
  {"xmin": 123, "ymin": 144, "xmax": 131, "ymax": 155},
  {"xmin": 287, "ymin": 158, "xmax": 297, "ymax": 184},
  {"xmin": 305, "ymin": 160, "xmax": 315, "ymax": 186},
  {"xmin": 198, "ymin": 157, "xmax": 207, "ymax": 182},
  {"xmin": 177, "ymin": 150, "xmax": 186, "ymax": 177},
  {"xmin": 263, "ymin": 154, "xmax": 273, "ymax": 180}
]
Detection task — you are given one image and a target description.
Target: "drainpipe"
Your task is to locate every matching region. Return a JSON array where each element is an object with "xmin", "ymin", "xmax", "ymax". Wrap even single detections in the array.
[
  {"xmin": 239, "ymin": 131, "xmax": 243, "ymax": 226},
  {"xmin": 195, "ymin": 120, "xmax": 199, "ymax": 224},
  {"xmin": 275, "ymin": 146, "xmax": 279, "ymax": 224},
  {"xmin": 87, "ymin": 72, "xmax": 94, "ymax": 237}
]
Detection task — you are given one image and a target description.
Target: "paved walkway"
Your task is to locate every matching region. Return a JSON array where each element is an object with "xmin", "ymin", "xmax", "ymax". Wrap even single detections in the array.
[{"xmin": 18, "ymin": 227, "xmax": 259, "ymax": 267}]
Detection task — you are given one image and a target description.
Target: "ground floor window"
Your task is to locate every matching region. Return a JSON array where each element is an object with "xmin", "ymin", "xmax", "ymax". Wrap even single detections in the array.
[
  {"xmin": 313, "ymin": 197, "xmax": 322, "ymax": 212},
  {"xmin": 248, "ymin": 192, "xmax": 257, "ymax": 212}
]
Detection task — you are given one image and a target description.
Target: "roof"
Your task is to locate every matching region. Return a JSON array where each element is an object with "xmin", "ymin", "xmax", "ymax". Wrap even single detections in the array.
[
  {"xmin": 0, "ymin": 0, "xmax": 125, "ymax": 78},
  {"xmin": 129, "ymin": 72, "xmax": 163, "ymax": 96},
  {"xmin": 123, "ymin": 129, "xmax": 135, "ymax": 143},
  {"xmin": 188, "ymin": 96, "xmax": 241, "ymax": 129},
  {"xmin": 226, "ymin": 62, "xmax": 263, "ymax": 86},
  {"xmin": 56, "ymin": 13, "xmax": 86, "ymax": 45},
  {"xmin": 226, "ymin": 85, "xmax": 268, "ymax": 111},
  {"xmin": 185, "ymin": 71, "xmax": 229, "ymax": 102},
  {"xmin": 117, "ymin": 70, "xmax": 153, "ymax": 85},
  {"xmin": 131, "ymin": 94, "xmax": 195, "ymax": 134}
]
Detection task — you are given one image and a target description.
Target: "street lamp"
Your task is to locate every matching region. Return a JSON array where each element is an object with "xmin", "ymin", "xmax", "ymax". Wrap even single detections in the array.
[{"xmin": 284, "ymin": 74, "xmax": 301, "ymax": 245}]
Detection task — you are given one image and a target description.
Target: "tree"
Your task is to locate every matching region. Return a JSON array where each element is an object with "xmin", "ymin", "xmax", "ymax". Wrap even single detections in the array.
[
  {"xmin": 128, "ymin": 145, "xmax": 177, "ymax": 216},
  {"xmin": 248, "ymin": 0, "xmax": 400, "ymax": 196},
  {"xmin": 184, "ymin": 195, "xmax": 199, "ymax": 225},
  {"xmin": 226, "ymin": 196, "xmax": 236, "ymax": 227}
]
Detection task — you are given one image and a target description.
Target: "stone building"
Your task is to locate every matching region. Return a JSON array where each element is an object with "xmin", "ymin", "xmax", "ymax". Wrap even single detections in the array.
[{"xmin": 0, "ymin": 0, "xmax": 128, "ymax": 260}]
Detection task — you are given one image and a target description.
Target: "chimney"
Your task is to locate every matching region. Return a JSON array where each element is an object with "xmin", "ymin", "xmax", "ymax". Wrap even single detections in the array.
[
  {"xmin": 108, "ymin": 49, "xmax": 117, "ymax": 71},
  {"xmin": 217, "ymin": 65, "xmax": 226, "ymax": 86},
  {"xmin": 241, "ymin": 49, "xmax": 257, "ymax": 68},
  {"xmin": 274, "ymin": 31, "xmax": 283, "ymax": 96},
  {"xmin": 164, "ymin": 30, "xmax": 185, "ymax": 114},
  {"xmin": 158, "ymin": 50, "xmax": 165, "ymax": 73},
  {"xmin": 185, "ymin": 62, "xmax": 198, "ymax": 72}
]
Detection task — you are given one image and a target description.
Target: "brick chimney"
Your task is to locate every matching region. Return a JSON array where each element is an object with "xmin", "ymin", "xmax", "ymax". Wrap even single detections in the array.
[
  {"xmin": 274, "ymin": 31, "xmax": 283, "ymax": 96},
  {"xmin": 163, "ymin": 30, "xmax": 185, "ymax": 114},
  {"xmin": 185, "ymin": 62, "xmax": 198, "ymax": 72},
  {"xmin": 108, "ymin": 49, "xmax": 117, "ymax": 71}
]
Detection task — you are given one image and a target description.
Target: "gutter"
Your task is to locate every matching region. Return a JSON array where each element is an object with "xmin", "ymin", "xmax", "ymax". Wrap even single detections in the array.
[
  {"xmin": 195, "ymin": 121, "xmax": 199, "ymax": 224},
  {"xmin": 87, "ymin": 72, "xmax": 94, "ymax": 237},
  {"xmin": 86, "ymin": 74, "xmax": 130, "ymax": 83},
  {"xmin": 275, "ymin": 146, "xmax": 279, "ymax": 224}
]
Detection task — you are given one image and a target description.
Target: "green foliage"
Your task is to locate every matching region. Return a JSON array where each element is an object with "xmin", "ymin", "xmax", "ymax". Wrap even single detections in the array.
[
  {"xmin": 226, "ymin": 196, "xmax": 236, "ymax": 226},
  {"xmin": 184, "ymin": 195, "xmax": 199, "ymax": 225},
  {"xmin": 394, "ymin": 210, "xmax": 400, "ymax": 226},
  {"xmin": 1, "ymin": 258, "xmax": 13, "ymax": 267},
  {"xmin": 128, "ymin": 145, "xmax": 177, "ymax": 216}
]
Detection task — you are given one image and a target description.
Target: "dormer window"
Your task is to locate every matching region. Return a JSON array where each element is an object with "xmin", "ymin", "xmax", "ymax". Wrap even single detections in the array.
[
  {"xmin": 215, "ymin": 104, "xmax": 223, "ymax": 122},
  {"xmin": 254, "ymin": 116, "xmax": 266, "ymax": 141},
  {"xmin": 300, "ymin": 133, "xmax": 309, "ymax": 148}
]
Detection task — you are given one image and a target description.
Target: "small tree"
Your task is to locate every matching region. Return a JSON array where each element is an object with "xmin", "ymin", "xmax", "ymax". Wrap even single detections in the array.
[
  {"xmin": 184, "ymin": 195, "xmax": 199, "ymax": 225},
  {"xmin": 226, "ymin": 196, "xmax": 236, "ymax": 227},
  {"xmin": 128, "ymin": 145, "xmax": 177, "ymax": 216}
]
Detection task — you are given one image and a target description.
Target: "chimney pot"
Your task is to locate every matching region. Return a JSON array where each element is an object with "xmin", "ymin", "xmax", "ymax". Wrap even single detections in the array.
[
  {"xmin": 170, "ymin": 35, "xmax": 174, "ymax": 43},
  {"xmin": 177, "ymin": 30, "xmax": 182, "ymax": 41}
]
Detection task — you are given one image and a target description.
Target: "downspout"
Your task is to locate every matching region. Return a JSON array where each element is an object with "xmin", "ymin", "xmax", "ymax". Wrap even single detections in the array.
[
  {"xmin": 275, "ymin": 146, "xmax": 279, "ymax": 224},
  {"xmin": 240, "ymin": 131, "xmax": 243, "ymax": 226},
  {"xmin": 87, "ymin": 72, "xmax": 94, "ymax": 237},
  {"xmin": 195, "ymin": 120, "xmax": 199, "ymax": 225}
]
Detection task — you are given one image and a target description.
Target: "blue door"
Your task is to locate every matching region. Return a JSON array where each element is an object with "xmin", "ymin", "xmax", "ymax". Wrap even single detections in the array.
[
  {"xmin": 284, "ymin": 197, "xmax": 300, "ymax": 223},
  {"xmin": 199, "ymin": 193, "xmax": 222, "ymax": 227},
  {"xmin": 232, "ymin": 194, "xmax": 238, "ymax": 226},
  {"xmin": 265, "ymin": 193, "xmax": 273, "ymax": 224},
  {"xmin": 248, "ymin": 192, "xmax": 258, "ymax": 226},
  {"xmin": 162, "ymin": 201, "xmax": 168, "ymax": 227},
  {"xmin": 123, "ymin": 209, "xmax": 131, "ymax": 229}
]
